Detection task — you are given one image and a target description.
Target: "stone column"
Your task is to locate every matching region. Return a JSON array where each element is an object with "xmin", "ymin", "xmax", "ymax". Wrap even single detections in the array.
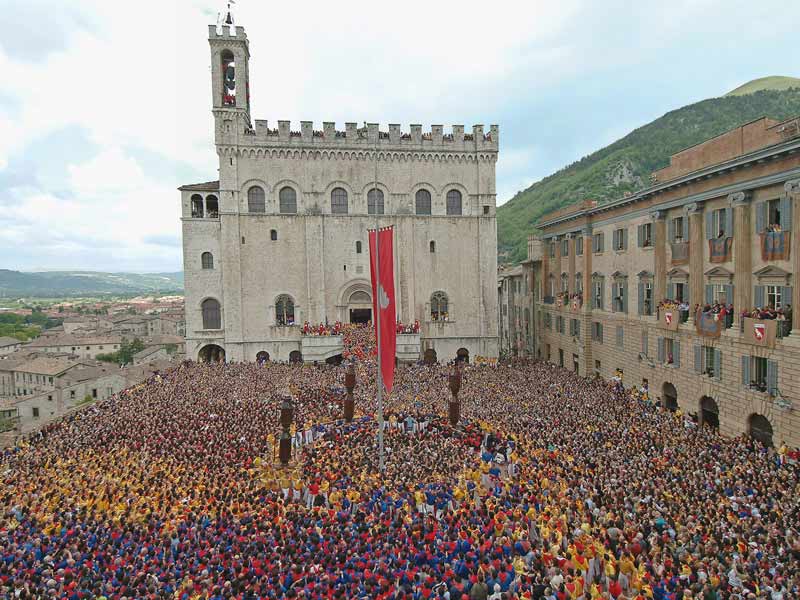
[
  {"xmin": 687, "ymin": 202, "xmax": 704, "ymax": 319},
  {"xmin": 567, "ymin": 233, "xmax": 577, "ymax": 295},
  {"xmin": 788, "ymin": 180, "xmax": 800, "ymax": 334},
  {"xmin": 651, "ymin": 210, "xmax": 667, "ymax": 304},
  {"xmin": 554, "ymin": 235, "xmax": 563, "ymax": 295},
  {"xmin": 542, "ymin": 238, "xmax": 550, "ymax": 299},
  {"xmin": 730, "ymin": 191, "xmax": 753, "ymax": 329}
]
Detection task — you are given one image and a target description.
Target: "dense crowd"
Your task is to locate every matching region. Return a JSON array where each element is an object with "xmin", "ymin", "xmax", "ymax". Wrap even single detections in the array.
[{"xmin": 1, "ymin": 326, "xmax": 798, "ymax": 599}]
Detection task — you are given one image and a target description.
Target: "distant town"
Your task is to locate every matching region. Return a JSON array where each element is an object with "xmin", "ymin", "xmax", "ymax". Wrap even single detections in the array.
[{"xmin": 0, "ymin": 294, "xmax": 185, "ymax": 440}]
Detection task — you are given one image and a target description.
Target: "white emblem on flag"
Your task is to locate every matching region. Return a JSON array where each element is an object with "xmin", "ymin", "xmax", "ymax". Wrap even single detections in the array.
[
  {"xmin": 754, "ymin": 323, "xmax": 766, "ymax": 340},
  {"xmin": 665, "ymin": 312, "xmax": 673, "ymax": 325},
  {"xmin": 379, "ymin": 284, "xmax": 390, "ymax": 310}
]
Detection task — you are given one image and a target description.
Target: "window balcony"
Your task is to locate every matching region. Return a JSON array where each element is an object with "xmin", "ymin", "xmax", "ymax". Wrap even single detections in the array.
[{"xmin": 543, "ymin": 296, "xmax": 555, "ymax": 305}]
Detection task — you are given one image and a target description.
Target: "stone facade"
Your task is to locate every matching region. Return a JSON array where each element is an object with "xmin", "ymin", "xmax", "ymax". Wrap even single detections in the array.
[
  {"xmin": 180, "ymin": 23, "xmax": 499, "ymax": 364},
  {"xmin": 530, "ymin": 116, "xmax": 800, "ymax": 447},
  {"xmin": 497, "ymin": 265, "xmax": 534, "ymax": 357}
]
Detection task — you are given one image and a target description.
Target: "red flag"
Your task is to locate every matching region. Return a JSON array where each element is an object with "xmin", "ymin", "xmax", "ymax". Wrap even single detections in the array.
[{"xmin": 369, "ymin": 226, "xmax": 396, "ymax": 393}]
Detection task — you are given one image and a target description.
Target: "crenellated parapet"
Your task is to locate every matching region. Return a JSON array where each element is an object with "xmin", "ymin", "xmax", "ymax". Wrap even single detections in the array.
[{"xmin": 243, "ymin": 120, "xmax": 499, "ymax": 151}]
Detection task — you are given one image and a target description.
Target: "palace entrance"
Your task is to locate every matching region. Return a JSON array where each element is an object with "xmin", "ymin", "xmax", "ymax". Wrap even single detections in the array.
[{"xmin": 347, "ymin": 290, "xmax": 372, "ymax": 324}]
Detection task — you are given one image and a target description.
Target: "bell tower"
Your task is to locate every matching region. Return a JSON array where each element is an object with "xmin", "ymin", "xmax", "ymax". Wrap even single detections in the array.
[{"xmin": 208, "ymin": 2, "xmax": 251, "ymax": 123}]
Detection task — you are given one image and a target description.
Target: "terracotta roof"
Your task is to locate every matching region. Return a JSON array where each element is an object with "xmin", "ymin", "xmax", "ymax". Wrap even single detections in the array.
[
  {"xmin": 27, "ymin": 334, "xmax": 123, "ymax": 348},
  {"xmin": 0, "ymin": 336, "xmax": 22, "ymax": 348},
  {"xmin": 14, "ymin": 357, "xmax": 83, "ymax": 376},
  {"xmin": 178, "ymin": 180, "xmax": 220, "ymax": 192}
]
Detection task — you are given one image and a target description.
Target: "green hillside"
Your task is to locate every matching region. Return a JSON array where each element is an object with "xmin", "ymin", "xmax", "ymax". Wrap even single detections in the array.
[
  {"xmin": 497, "ymin": 84, "xmax": 800, "ymax": 264},
  {"xmin": 726, "ymin": 76, "xmax": 800, "ymax": 97}
]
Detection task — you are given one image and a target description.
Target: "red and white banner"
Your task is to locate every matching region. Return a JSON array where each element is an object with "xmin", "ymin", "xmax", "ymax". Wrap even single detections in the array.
[
  {"xmin": 753, "ymin": 323, "xmax": 766, "ymax": 341},
  {"xmin": 369, "ymin": 226, "xmax": 396, "ymax": 393}
]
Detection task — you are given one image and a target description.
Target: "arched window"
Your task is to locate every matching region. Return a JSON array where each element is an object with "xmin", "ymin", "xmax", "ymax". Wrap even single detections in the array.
[
  {"xmin": 221, "ymin": 50, "xmax": 236, "ymax": 106},
  {"xmin": 191, "ymin": 194, "xmax": 204, "ymax": 218},
  {"xmin": 415, "ymin": 189, "xmax": 432, "ymax": 215},
  {"xmin": 331, "ymin": 187, "xmax": 348, "ymax": 214},
  {"xmin": 431, "ymin": 291, "xmax": 449, "ymax": 321},
  {"xmin": 279, "ymin": 186, "xmax": 297, "ymax": 214},
  {"xmin": 248, "ymin": 186, "xmax": 265, "ymax": 213},
  {"xmin": 446, "ymin": 190, "xmax": 462, "ymax": 216},
  {"xmin": 206, "ymin": 195, "xmax": 219, "ymax": 218},
  {"xmin": 275, "ymin": 294, "xmax": 295, "ymax": 326},
  {"xmin": 430, "ymin": 241, "xmax": 436, "ymax": 253},
  {"xmin": 356, "ymin": 241, "xmax": 362, "ymax": 254},
  {"xmin": 270, "ymin": 229, "xmax": 278, "ymax": 241},
  {"xmin": 367, "ymin": 188, "xmax": 384, "ymax": 215},
  {"xmin": 201, "ymin": 298, "xmax": 221, "ymax": 329},
  {"xmin": 201, "ymin": 252, "xmax": 214, "ymax": 269}
]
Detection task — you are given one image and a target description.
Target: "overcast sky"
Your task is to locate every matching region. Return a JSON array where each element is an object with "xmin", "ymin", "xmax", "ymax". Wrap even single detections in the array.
[{"xmin": 1, "ymin": 0, "xmax": 798, "ymax": 272}]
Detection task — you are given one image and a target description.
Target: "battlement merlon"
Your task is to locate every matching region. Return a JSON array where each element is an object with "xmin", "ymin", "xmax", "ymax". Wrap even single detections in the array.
[
  {"xmin": 233, "ymin": 119, "xmax": 499, "ymax": 151},
  {"xmin": 208, "ymin": 24, "xmax": 248, "ymax": 42}
]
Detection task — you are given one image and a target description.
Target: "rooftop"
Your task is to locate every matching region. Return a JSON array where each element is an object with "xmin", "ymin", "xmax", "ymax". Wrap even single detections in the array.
[{"xmin": 0, "ymin": 337, "xmax": 22, "ymax": 348}]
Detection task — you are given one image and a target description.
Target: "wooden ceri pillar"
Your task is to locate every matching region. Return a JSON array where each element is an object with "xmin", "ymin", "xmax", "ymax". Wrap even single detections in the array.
[
  {"xmin": 343, "ymin": 361, "xmax": 356, "ymax": 422},
  {"xmin": 730, "ymin": 191, "xmax": 753, "ymax": 329},
  {"xmin": 651, "ymin": 210, "xmax": 667, "ymax": 304},
  {"xmin": 448, "ymin": 362, "xmax": 462, "ymax": 426},
  {"xmin": 687, "ymin": 202, "xmax": 705, "ymax": 319},
  {"xmin": 788, "ymin": 179, "xmax": 800, "ymax": 333},
  {"xmin": 279, "ymin": 395, "xmax": 294, "ymax": 465}
]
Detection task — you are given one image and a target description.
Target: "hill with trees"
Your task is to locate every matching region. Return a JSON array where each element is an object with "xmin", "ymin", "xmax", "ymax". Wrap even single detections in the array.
[{"xmin": 497, "ymin": 79, "xmax": 800, "ymax": 264}]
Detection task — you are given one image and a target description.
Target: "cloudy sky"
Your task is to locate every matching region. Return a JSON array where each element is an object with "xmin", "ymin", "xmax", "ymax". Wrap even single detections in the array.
[{"xmin": 1, "ymin": 0, "xmax": 798, "ymax": 272}]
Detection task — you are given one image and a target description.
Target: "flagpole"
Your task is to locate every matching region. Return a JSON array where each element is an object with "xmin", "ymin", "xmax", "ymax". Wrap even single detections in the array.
[{"xmin": 371, "ymin": 123, "xmax": 385, "ymax": 473}]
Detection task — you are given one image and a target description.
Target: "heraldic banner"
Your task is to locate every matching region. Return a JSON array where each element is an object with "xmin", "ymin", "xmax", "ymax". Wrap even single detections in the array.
[
  {"xmin": 659, "ymin": 309, "xmax": 681, "ymax": 331},
  {"xmin": 742, "ymin": 317, "xmax": 777, "ymax": 348},
  {"xmin": 368, "ymin": 226, "xmax": 396, "ymax": 393},
  {"xmin": 708, "ymin": 237, "xmax": 733, "ymax": 263},
  {"xmin": 760, "ymin": 231, "xmax": 791, "ymax": 262},
  {"xmin": 695, "ymin": 310, "xmax": 723, "ymax": 338}
]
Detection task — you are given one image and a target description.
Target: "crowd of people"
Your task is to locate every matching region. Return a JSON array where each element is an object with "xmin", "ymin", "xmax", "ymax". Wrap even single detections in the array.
[
  {"xmin": 1, "ymin": 327, "xmax": 798, "ymax": 599},
  {"xmin": 302, "ymin": 322, "xmax": 344, "ymax": 337},
  {"xmin": 740, "ymin": 307, "xmax": 792, "ymax": 337}
]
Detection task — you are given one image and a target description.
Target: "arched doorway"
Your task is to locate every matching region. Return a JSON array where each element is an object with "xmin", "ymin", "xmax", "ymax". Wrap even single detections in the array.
[
  {"xmin": 456, "ymin": 348, "xmax": 470, "ymax": 364},
  {"xmin": 326, "ymin": 354, "xmax": 343, "ymax": 366},
  {"xmin": 256, "ymin": 351, "xmax": 270, "ymax": 364},
  {"xmin": 749, "ymin": 413, "xmax": 773, "ymax": 447},
  {"xmin": 289, "ymin": 350, "xmax": 303, "ymax": 364},
  {"xmin": 348, "ymin": 290, "xmax": 372, "ymax": 324},
  {"xmin": 662, "ymin": 382, "xmax": 678, "ymax": 412},
  {"xmin": 424, "ymin": 348, "xmax": 437, "ymax": 365},
  {"xmin": 699, "ymin": 396, "xmax": 719, "ymax": 430},
  {"xmin": 199, "ymin": 344, "xmax": 225, "ymax": 363}
]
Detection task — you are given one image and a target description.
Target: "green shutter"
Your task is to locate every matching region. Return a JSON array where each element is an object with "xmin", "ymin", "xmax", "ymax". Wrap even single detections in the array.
[
  {"xmin": 725, "ymin": 207, "xmax": 733, "ymax": 237},
  {"xmin": 724, "ymin": 284, "xmax": 733, "ymax": 305},
  {"xmin": 623, "ymin": 228, "xmax": 628, "ymax": 250},
  {"xmin": 755, "ymin": 202, "xmax": 767, "ymax": 233},
  {"xmin": 667, "ymin": 219, "xmax": 675, "ymax": 243},
  {"xmin": 638, "ymin": 283, "xmax": 644, "ymax": 315},
  {"xmin": 657, "ymin": 338, "xmax": 665, "ymax": 363},
  {"xmin": 705, "ymin": 285, "xmax": 714, "ymax": 304},
  {"xmin": 705, "ymin": 211, "xmax": 714, "ymax": 240},
  {"xmin": 621, "ymin": 282, "xmax": 628, "ymax": 313},
  {"xmin": 667, "ymin": 283, "xmax": 675, "ymax": 301},
  {"xmin": 767, "ymin": 360, "xmax": 778, "ymax": 396},
  {"xmin": 713, "ymin": 349, "xmax": 722, "ymax": 382},
  {"xmin": 741, "ymin": 356, "xmax": 750, "ymax": 387},
  {"xmin": 754, "ymin": 285, "xmax": 765, "ymax": 308},
  {"xmin": 684, "ymin": 283, "xmax": 690, "ymax": 305},
  {"xmin": 781, "ymin": 286, "xmax": 792, "ymax": 310},
  {"xmin": 673, "ymin": 340, "xmax": 681, "ymax": 368},
  {"xmin": 693, "ymin": 345, "xmax": 702, "ymax": 373},
  {"xmin": 780, "ymin": 195, "xmax": 792, "ymax": 231}
]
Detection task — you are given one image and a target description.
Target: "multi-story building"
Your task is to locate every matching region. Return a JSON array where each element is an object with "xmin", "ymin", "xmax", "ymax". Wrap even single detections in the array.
[
  {"xmin": 179, "ymin": 17, "xmax": 499, "ymax": 363},
  {"xmin": 497, "ymin": 265, "xmax": 534, "ymax": 357},
  {"xmin": 530, "ymin": 116, "xmax": 800, "ymax": 447}
]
